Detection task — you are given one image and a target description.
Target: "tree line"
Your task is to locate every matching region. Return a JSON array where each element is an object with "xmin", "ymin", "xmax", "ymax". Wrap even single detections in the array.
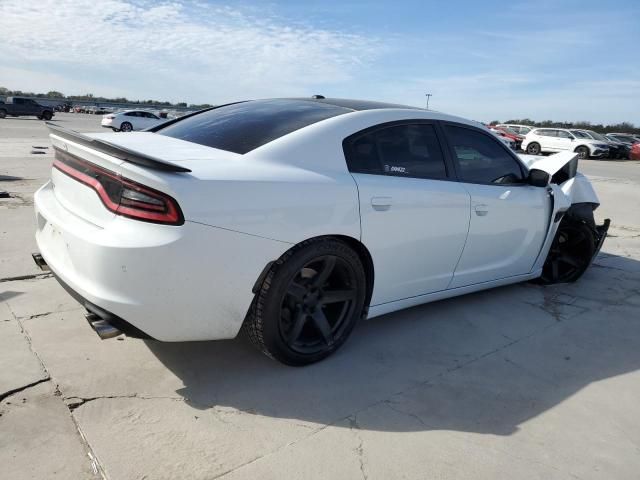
[
  {"xmin": 489, "ymin": 118, "xmax": 640, "ymax": 135},
  {"xmin": 0, "ymin": 87, "xmax": 212, "ymax": 109}
]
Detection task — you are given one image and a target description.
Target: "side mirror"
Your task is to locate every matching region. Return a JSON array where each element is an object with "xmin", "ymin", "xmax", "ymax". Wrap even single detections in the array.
[{"xmin": 528, "ymin": 168, "xmax": 550, "ymax": 187}]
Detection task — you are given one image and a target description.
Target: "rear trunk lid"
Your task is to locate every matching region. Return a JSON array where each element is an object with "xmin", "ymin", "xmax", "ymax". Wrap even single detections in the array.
[
  {"xmin": 48, "ymin": 125, "xmax": 254, "ymax": 227},
  {"xmin": 48, "ymin": 127, "xmax": 217, "ymax": 227}
]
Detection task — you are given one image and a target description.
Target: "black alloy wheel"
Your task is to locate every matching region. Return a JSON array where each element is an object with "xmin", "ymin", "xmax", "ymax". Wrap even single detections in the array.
[
  {"xmin": 245, "ymin": 238, "xmax": 366, "ymax": 365},
  {"xmin": 540, "ymin": 220, "xmax": 595, "ymax": 284},
  {"xmin": 279, "ymin": 255, "xmax": 358, "ymax": 355}
]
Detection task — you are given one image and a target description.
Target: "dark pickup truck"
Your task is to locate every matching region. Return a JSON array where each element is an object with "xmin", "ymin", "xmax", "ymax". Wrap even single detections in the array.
[{"xmin": 0, "ymin": 97, "xmax": 55, "ymax": 120}]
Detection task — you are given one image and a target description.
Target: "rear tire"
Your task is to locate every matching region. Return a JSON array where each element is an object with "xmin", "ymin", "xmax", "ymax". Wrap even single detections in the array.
[
  {"xmin": 120, "ymin": 122, "xmax": 133, "ymax": 132},
  {"xmin": 575, "ymin": 146, "xmax": 590, "ymax": 159},
  {"xmin": 244, "ymin": 238, "xmax": 367, "ymax": 366},
  {"xmin": 527, "ymin": 142, "xmax": 541, "ymax": 155},
  {"xmin": 0, "ymin": 109, "xmax": 6, "ymax": 119}
]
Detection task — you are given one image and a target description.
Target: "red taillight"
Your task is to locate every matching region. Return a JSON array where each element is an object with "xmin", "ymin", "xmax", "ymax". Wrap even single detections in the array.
[{"xmin": 53, "ymin": 148, "xmax": 184, "ymax": 225}]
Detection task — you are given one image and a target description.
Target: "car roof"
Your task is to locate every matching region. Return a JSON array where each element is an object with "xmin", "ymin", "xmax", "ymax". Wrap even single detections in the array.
[
  {"xmin": 281, "ymin": 97, "xmax": 422, "ymax": 111},
  {"xmin": 120, "ymin": 109, "xmax": 154, "ymax": 114}
]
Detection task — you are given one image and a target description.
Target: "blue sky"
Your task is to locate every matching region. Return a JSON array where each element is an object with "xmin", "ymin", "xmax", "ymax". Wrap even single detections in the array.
[{"xmin": 1, "ymin": 0, "xmax": 638, "ymax": 124}]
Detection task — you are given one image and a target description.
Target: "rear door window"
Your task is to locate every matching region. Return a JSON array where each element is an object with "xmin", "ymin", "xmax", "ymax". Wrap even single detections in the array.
[
  {"xmin": 444, "ymin": 124, "xmax": 524, "ymax": 185},
  {"xmin": 557, "ymin": 130, "xmax": 574, "ymax": 139},
  {"xmin": 344, "ymin": 123, "xmax": 448, "ymax": 179}
]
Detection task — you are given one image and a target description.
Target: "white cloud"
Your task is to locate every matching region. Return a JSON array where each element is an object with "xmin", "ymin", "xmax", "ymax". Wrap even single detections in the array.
[{"xmin": 0, "ymin": 0, "xmax": 379, "ymax": 103}]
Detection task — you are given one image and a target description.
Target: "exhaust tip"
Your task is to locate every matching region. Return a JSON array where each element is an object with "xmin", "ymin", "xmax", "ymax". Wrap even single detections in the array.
[
  {"xmin": 85, "ymin": 312, "xmax": 122, "ymax": 340},
  {"xmin": 32, "ymin": 252, "xmax": 50, "ymax": 271}
]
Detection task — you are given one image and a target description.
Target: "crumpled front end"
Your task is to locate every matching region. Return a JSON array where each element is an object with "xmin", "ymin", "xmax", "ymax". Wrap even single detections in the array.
[{"xmin": 523, "ymin": 151, "xmax": 611, "ymax": 283}]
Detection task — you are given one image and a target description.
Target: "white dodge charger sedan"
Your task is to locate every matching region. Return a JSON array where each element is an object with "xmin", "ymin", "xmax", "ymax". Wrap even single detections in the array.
[{"xmin": 34, "ymin": 98, "xmax": 609, "ymax": 365}]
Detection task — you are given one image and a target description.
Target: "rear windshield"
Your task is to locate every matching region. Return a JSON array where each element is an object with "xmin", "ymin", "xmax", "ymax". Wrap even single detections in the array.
[{"xmin": 156, "ymin": 99, "xmax": 351, "ymax": 154}]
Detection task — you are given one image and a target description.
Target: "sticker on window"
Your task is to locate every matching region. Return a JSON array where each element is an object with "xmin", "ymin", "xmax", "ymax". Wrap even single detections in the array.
[{"xmin": 384, "ymin": 165, "xmax": 407, "ymax": 174}]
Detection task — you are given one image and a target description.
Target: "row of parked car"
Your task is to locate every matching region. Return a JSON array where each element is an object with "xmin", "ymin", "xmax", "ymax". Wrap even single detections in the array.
[
  {"xmin": 62, "ymin": 105, "xmax": 118, "ymax": 114},
  {"xmin": 101, "ymin": 112, "xmax": 640, "ymax": 160},
  {"xmin": 487, "ymin": 123, "xmax": 640, "ymax": 160}
]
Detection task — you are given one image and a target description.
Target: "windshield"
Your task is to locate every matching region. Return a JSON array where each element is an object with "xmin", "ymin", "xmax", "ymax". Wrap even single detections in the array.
[
  {"xmin": 571, "ymin": 130, "xmax": 590, "ymax": 139},
  {"xmin": 587, "ymin": 131, "xmax": 607, "ymax": 141}
]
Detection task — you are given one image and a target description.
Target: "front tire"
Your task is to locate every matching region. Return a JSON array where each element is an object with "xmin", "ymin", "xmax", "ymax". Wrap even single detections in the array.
[
  {"xmin": 539, "ymin": 214, "xmax": 596, "ymax": 284},
  {"xmin": 120, "ymin": 122, "xmax": 133, "ymax": 132},
  {"xmin": 575, "ymin": 146, "xmax": 590, "ymax": 159},
  {"xmin": 245, "ymin": 238, "xmax": 367, "ymax": 366},
  {"xmin": 41, "ymin": 111, "xmax": 53, "ymax": 121},
  {"xmin": 526, "ymin": 142, "xmax": 541, "ymax": 155}
]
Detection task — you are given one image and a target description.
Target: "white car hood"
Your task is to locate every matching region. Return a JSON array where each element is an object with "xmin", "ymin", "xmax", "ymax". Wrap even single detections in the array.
[
  {"xmin": 518, "ymin": 151, "xmax": 578, "ymax": 175},
  {"xmin": 519, "ymin": 151, "xmax": 599, "ymax": 207}
]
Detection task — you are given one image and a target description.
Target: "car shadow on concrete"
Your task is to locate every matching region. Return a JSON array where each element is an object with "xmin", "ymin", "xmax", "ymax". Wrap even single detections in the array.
[
  {"xmin": 146, "ymin": 254, "xmax": 640, "ymax": 435},
  {"xmin": 0, "ymin": 175, "xmax": 25, "ymax": 182}
]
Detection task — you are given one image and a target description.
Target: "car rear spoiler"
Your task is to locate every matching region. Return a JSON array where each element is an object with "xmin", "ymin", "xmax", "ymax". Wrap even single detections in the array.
[{"xmin": 45, "ymin": 122, "xmax": 192, "ymax": 173}]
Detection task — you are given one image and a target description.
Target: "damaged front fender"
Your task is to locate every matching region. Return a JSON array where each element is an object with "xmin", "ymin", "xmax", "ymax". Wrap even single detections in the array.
[{"xmin": 521, "ymin": 151, "xmax": 610, "ymax": 282}]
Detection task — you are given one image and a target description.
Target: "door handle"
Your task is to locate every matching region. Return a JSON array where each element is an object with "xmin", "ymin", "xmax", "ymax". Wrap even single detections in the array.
[
  {"xmin": 371, "ymin": 196, "xmax": 392, "ymax": 211},
  {"xmin": 474, "ymin": 204, "xmax": 489, "ymax": 216}
]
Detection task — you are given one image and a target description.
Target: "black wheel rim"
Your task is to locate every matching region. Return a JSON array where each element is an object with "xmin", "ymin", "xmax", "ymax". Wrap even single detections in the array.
[
  {"xmin": 279, "ymin": 255, "xmax": 358, "ymax": 355},
  {"xmin": 542, "ymin": 224, "xmax": 592, "ymax": 283},
  {"xmin": 122, "ymin": 123, "xmax": 131, "ymax": 131},
  {"xmin": 577, "ymin": 148, "xmax": 587, "ymax": 159}
]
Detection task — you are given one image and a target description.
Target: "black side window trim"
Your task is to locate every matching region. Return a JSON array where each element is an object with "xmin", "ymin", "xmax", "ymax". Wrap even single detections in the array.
[
  {"xmin": 342, "ymin": 119, "xmax": 455, "ymax": 181},
  {"xmin": 440, "ymin": 121, "xmax": 527, "ymax": 186}
]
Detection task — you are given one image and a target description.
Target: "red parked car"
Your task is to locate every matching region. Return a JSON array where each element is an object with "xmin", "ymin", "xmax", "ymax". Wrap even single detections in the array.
[
  {"xmin": 487, "ymin": 125, "xmax": 525, "ymax": 150},
  {"xmin": 631, "ymin": 142, "xmax": 640, "ymax": 160}
]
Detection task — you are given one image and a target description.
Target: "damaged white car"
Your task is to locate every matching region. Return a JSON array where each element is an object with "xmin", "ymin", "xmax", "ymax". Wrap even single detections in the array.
[{"xmin": 33, "ymin": 98, "xmax": 609, "ymax": 365}]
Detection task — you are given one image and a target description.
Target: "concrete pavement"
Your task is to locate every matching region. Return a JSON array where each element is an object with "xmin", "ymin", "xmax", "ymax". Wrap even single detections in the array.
[{"xmin": 1, "ymin": 114, "xmax": 639, "ymax": 479}]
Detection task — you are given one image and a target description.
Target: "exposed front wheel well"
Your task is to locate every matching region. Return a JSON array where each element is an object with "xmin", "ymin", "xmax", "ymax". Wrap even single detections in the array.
[{"xmin": 537, "ymin": 203, "xmax": 603, "ymax": 284}]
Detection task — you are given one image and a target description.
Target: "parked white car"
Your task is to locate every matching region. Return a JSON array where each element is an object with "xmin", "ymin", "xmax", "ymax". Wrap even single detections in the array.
[
  {"xmin": 522, "ymin": 128, "xmax": 609, "ymax": 159},
  {"xmin": 101, "ymin": 110, "xmax": 166, "ymax": 132},
  {"xmin": 35, "ymin": 98, "xmax": 609, "ymax": 365},
  {"xmin": 497, "ymin": 124, "xmax": 534, "ymax": 135}
]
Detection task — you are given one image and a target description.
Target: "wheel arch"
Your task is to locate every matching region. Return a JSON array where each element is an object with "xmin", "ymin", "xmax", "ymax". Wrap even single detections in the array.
[
  {"xmin": 251, "ymin": 234, "xmax": 375, "ymax": 319},
  {"xmin": 573, "ymin": 144, "xmax": 591, "ymax": 153}
]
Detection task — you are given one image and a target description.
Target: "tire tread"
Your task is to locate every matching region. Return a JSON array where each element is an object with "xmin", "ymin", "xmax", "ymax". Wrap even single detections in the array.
[{"xmin": 243, "ymin": 237, "xmax": 364, "ymax": 364}]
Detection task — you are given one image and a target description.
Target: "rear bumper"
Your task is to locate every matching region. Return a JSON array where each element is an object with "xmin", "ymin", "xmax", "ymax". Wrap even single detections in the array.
[
  {"xmin": 34, "ymin": 180, "xmax": 289, "ymax": 341},
  {"xmin": 52, "ymin": 271, "xmax": 152, "ymax": 339}
]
